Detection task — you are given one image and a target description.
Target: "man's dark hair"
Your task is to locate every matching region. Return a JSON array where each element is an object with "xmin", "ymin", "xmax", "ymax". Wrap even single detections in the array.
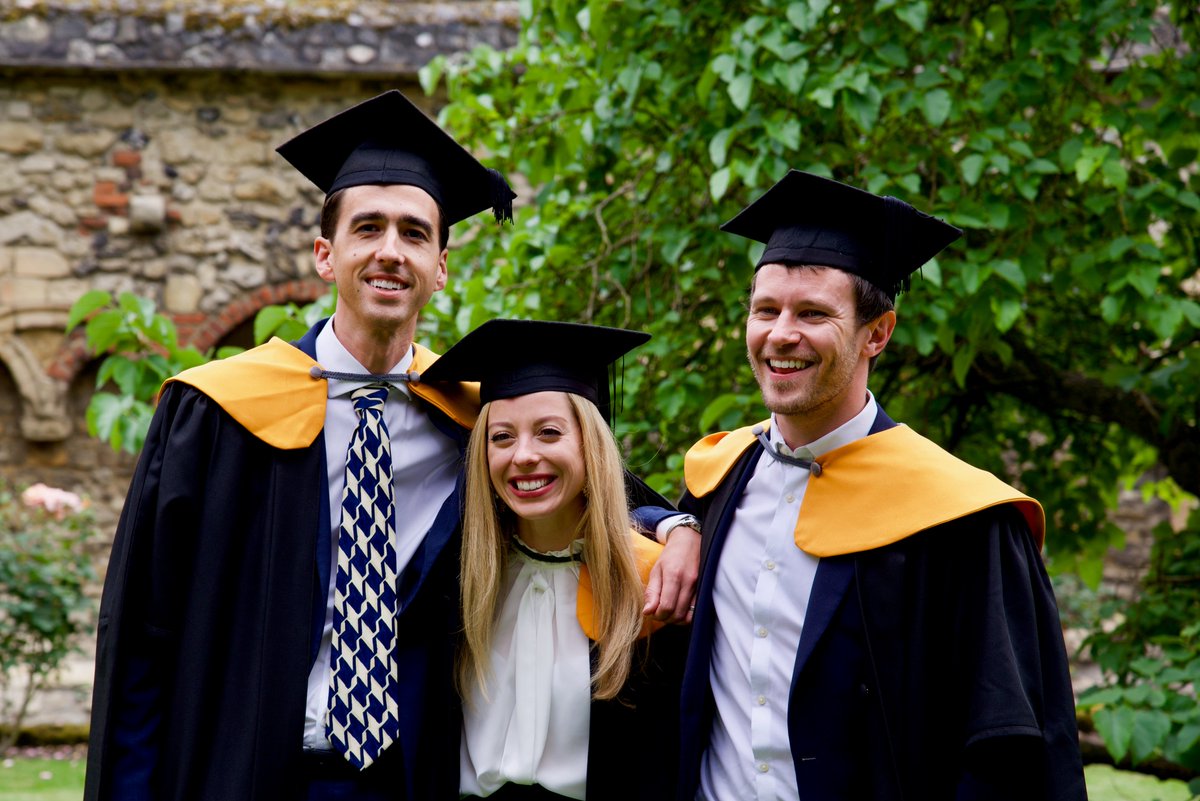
[
  {"xmin": 845, "ymin": 272, "xmax": 895, "ymax": 327},
  {"xmin": 846, "ymin": 271, "xmax": 894, "ymax": 372},
  {"xmin": 749, "ymin": 263, "xmax": 895, "ymax": 370},
  {"xmin": 319, "ymin": 188, "xmax": 450, "ymax": 250}
]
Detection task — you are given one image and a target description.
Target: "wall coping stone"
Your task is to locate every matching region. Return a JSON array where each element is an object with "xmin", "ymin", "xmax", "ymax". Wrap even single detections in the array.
[{"xmin": 0, "ymin": 1, "xmax": 518, "ymax": 77}]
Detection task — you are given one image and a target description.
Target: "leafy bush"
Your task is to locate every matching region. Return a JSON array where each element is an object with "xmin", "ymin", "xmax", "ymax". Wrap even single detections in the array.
[
  {"xmin": 1079, "ymin": 511, "xmax": 1200, "ymax": 773},
  {"xmin": 0, "ymin": 482, "xmax": 97, "ymax": 754},
  {"xmin": 418, "ymin": 0, "xmax": 1200, "ymax": 771},
  {"xmin": 66, "ymin": 291, "xmax": 210, "ymax": 454},
  {"xmin": 419, "ymin": 0, "xmax": 1200, "ymax": 579}
]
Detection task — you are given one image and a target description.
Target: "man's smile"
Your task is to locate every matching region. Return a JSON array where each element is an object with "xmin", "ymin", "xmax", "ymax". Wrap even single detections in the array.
[{"xmin": 767, "ymin": 358, "xmax": 815, "ymax": 374}]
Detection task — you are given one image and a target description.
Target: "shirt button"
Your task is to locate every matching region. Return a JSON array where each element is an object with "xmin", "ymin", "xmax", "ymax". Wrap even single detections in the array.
[
  {"xmin": 757, "ymin": 695, "xmax": 767, "ymax": 706},
  {"xmin": 756, "ymin": 627, "xmax": 768, "ymax": 638},
  {"xmin": 757, "ymin": 763, "xmax": 769, "ymax": 773},
  {"xmin": 785, "ymin": 493, "xmax": 795, "ymax": 503},
  {"xmin": 764, "ymin": 560, "xmax": 776, "ymax": 571}
]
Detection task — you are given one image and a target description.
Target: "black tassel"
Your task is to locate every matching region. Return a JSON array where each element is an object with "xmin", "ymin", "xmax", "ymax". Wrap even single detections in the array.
[
  {"xmin": 882, "ymin": 195, "xmax": 911, "ymax": 298},
  {"xmin": 488, "ymin": 167, "xmax": 514, "ymax": 224}
]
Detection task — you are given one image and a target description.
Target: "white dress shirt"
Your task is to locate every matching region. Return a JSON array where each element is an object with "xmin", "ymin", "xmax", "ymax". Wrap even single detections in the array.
[
  {"xmin": 302, "ymin": 317, "xmax": 462, "ymax": 749},
  {"xmin": 699, "ymin": 393, "xmax": 878, "ymax": 801},
  {"xmin": 460, "ymin": 538, "xmax": 592, "ymax": 800}
]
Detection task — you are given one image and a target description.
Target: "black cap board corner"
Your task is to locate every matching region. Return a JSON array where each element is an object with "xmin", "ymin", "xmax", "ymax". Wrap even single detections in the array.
[
  {"xmin": 721, "ymin": 169, "xmax": 962, "ymax": 298},
  {"xmin": 418, "ymin": 319, "xmax": 650, "ymax": 421},
  {"xmin": 276, "ymin": 90, "xmax": 515, "ymax": 227}
]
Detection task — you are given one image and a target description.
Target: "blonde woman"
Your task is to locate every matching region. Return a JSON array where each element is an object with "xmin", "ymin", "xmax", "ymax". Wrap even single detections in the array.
[{"xmin": 422, "ymin": 319, "xmax": 687, "ymax": 801}]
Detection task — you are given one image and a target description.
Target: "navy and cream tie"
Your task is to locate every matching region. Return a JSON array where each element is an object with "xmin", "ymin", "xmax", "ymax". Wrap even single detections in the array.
[{"xmin": 327, "ymin": 383, "xmax": 400, "ymax": 769}]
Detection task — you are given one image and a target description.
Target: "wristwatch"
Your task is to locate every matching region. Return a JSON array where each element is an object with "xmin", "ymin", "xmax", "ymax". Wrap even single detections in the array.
[{"xmin": 664, "ymin": 514, "xmax": 701, "ymax": 541}]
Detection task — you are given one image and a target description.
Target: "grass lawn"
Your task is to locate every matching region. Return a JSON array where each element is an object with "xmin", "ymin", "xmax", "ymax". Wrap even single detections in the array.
[
  {"xmin": 0, "ymin": 755, "xmax": 85, "ymax": 801},
  {"xmin": 0, "ymin": 755, "xmax": 1193, "ymax": 800}
]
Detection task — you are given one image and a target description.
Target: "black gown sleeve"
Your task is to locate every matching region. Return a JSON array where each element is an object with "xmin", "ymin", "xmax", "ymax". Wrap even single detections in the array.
[
  {"xmin": 83, "ymin": 385, "xmax": 218, "ymax": 801},
  {"xmin": 860, "ymin": 506, "xmax": 1087, "ymax": 801},
  {"xmin": 951, "ymin": 509, "xmax": 1086, "ymax": 800}
]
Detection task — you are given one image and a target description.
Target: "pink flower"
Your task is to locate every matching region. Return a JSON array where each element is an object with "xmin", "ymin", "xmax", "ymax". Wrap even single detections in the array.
[{"xmin": 21, "ymin": 483, "xmax": 85, "ymax": 519}]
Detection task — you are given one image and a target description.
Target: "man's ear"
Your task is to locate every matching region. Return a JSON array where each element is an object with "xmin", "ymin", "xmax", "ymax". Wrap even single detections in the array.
[
  {"xmin": 314, "ymin": 237, "xmax": 334, "ymax": 282},
  {"xmin": 433, "ymin": 248, "xmax": 448, "ymax": 292},
  {"xmin": 863, "ymin": 309, "xmax": 896, "ymax": 358}
]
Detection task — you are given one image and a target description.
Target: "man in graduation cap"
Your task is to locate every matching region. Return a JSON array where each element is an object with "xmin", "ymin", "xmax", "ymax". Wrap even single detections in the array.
[
  {"xmin": 84, "ymin": 91, "xmax": 694, "ymax": 801},
  {"xmin": 653, "ymin": 171, "xmax": 1086, "ymax": 800}
]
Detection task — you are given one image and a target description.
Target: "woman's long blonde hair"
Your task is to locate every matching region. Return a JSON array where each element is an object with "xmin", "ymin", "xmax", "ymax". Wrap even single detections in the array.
[{"xmin": 457, "ymin": 393, "xmax": 644, "ymax": 701}]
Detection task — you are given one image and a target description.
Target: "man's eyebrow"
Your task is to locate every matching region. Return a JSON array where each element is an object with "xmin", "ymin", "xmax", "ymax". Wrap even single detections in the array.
[
  {"xmin": 398, "ymin": 213, "xmax": 435, "ymax": 235},
  {"xmin": 347, "ymin": 209, "xmax": 385, "ymax": 227},
  {"xmin": 346, "ymin": 210, "xmax": 435, "ymax": 235}
]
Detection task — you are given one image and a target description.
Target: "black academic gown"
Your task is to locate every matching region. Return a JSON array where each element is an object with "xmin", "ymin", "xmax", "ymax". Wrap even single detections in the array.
[
  {"xmin": 675, "ymin": 408, "xmax": 1087, "ymax": 801},
  {"xmin": 84, "ymin": 320, "xmax": 468, "ymax": 801},
  {"xmin": 586, "ymin": 622, "xmax": 688, "ymax": 800}
]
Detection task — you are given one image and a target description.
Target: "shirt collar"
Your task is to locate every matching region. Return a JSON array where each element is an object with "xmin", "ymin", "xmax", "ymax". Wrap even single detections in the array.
[
  {"xmin": 770, "ymin": 390, "xmax": 878, "ymax": 460},
  {"xmin": 315, "ymin": 315, "xmax": 416, "ymax": 400}
]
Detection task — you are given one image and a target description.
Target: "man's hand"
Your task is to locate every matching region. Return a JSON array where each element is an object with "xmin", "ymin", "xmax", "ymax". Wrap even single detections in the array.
[{"xmin": 643, "ymin": 524, "xmax": 700, "ymax": 623}]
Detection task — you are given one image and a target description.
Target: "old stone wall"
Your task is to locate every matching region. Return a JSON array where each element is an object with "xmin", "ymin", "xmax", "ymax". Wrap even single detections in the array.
[{"xmin": 0, "ymin": 0, "xmax": 516, "ymax": 728}]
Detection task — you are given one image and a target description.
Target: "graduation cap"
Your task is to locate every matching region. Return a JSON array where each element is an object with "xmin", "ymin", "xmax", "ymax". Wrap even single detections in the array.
[
  {"xmin": 276, "ymin": 90, "xmax": 515, "ymax": 226},
  {"xmin": 721, "ymin": 170, "xmax": 962, "ymax": 298},
  {"xmin": 418, "ymin": 319, "xmax": 650, "ymax": 421}
]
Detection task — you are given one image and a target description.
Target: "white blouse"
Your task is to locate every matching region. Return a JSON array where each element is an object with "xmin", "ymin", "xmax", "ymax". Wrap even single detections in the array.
[{"xmin": 459, "ymin": 537, "xmax": 592, "ymax": 800}]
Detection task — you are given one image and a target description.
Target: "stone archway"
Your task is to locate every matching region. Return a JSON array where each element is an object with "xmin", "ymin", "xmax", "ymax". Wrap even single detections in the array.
[{"xmin": 0, "ymin": 332, "xmax": 70, "ymax": 443}]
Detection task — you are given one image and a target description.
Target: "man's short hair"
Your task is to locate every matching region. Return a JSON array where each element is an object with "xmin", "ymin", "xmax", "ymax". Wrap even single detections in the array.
[
  {"xmin": 320, "ymin": 188, "xmax": 450, "ymax": 251},
  {"xmin": 845, "ymin": 271, "xmax": 895, "ymax": 327}
]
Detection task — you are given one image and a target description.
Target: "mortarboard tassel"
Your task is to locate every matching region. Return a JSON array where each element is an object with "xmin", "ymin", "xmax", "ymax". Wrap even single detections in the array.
[
  {"xmin": 882, "ymin": 195, "xmax": 913, "ymax": 298},
  {"xmin": 488, "ymin": 168, "xmax": 515, "ymax": 224}
]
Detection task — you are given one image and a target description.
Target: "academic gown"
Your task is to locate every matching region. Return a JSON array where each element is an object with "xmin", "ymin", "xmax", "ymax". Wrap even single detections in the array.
[
  {"xmin": 673, "ymin": 408, "xmax": 1086, "ymax": 801},
  {"xmin": 587, "ymin": 624, "xmax": 688, "ymax": 800},
  {"xmin": 84, "ymin": 319, "xmax": 471, "ymax": 801}
]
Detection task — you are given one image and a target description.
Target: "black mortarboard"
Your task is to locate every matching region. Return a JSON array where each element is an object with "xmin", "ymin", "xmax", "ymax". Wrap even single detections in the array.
[
  {"xmin": 721, "ymin": 170, "xmax": 962, "ymax": 298},
  {"xmin": 419, "ymin": 319, "xmax": 650, "ymax": 419},
  {"xmin": 276, "ymin": 90, "xmax": 515, "ymax": 226}
]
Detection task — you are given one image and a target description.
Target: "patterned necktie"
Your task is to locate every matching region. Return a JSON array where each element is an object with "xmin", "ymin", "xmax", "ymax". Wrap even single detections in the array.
[{"xmin": 327, "ymin": 383, "xmax": 400, "ymax": 769}]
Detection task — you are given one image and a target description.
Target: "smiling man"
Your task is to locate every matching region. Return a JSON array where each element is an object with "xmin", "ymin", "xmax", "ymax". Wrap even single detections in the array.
[
  {"xmin": 671, "ymin": 171, "xmax": 1086, "ymax": 800},
  {"xmin": 83, "ymin": 91, "xmax": 513, "ymax": 801}
]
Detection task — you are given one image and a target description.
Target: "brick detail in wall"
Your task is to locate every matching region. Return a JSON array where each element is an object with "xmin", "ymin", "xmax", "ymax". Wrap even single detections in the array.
[
  {"xmin": 112, "ymin": 151, "xmax": 142, "ymax": 169},
  {"xmin": 178, "ymin": 280, "xmax": 329, "ymax": 353},
  {"xmin": 46, "ymin": 329, "xmax": 94, "ymax": 383},
  {"xmin": 93, "ymin": 181, "xmax": 128, "ymax": 213},
  {"xmin": 92, "ymin": 147, "xmax": 144, "ymax": 218}
]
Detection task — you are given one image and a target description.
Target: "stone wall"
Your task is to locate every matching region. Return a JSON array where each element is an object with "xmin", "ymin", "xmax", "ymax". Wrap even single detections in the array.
[
  {"xmin": 0, "ymin": 0, "xmax": 516, "ymax": 728},
  {"xmin": 0, "ymin": 0, "xmax": 518, "ymax": 75},
  {"xmin": 0, "ymin": 0, "xmax": 517, "ymax": 505}
]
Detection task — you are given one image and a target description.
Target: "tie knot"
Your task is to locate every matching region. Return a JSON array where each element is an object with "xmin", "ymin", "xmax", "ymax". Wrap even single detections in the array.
[{"xmin": 351, "ymin": 383, "xmax": 389, "ymax": 415}]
